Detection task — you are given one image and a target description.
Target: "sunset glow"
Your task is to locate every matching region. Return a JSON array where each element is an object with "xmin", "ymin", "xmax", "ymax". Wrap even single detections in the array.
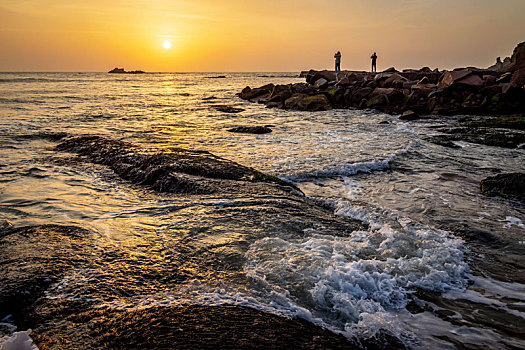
[
  {"xmin": 162, "ymin": 40, "xmax": 172, "ymax": 50},
  {"xmin": 0, "ymin": 0, "xmax": 524, "ymax": 72}
]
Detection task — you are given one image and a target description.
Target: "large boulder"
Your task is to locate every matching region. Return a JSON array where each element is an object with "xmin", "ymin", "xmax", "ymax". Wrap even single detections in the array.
[
  {"xmin": 439, "ymin": 70, "xmax": 483, "ymax": 89},
  {"xmin": 507, "ymin": 41, "xmax": 525, "ymax": 72},
  {"xmin": 306, "ymin": 70, "xmax": 337, "ymax": 85},
  {"xmin": 480, "ymin": 173, "xmax": 525, "ymax": 202},
  {"xmin": 510, "ymin": 68, "xmax": 525, "ymax": 88},
  {"xmin": 366, "ymin": 94, "xmax": 389, "ymax": 108},
  {"xmin": 238, "ymin": 84, "xmax": 274, "ymax": 101},
  {"xmin": 371, "ymin": 88, "xmax": 405, "ymax": 103},
  {"xmin": 383, "ymin": 73, "xmax": 409, "ymax": 88},
  {"xmin": 284, "ymin": 94, "xmax": 331, "ymax": 111}
]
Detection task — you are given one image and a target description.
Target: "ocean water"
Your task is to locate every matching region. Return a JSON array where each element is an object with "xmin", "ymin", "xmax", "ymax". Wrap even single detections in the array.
[{"xmin": 1, "ymin": 72, "xmax": 524, "ymax": 349}]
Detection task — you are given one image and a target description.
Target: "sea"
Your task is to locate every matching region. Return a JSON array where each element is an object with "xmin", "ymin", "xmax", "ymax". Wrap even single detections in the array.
[{"xmin": 0, "ymin": 72, "xmax": 524, "ymax": 349}]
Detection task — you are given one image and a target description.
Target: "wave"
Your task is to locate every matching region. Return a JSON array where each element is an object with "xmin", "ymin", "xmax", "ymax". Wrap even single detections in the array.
[{"xmin": 244, "ymin": 200, "xmax": 470, "ymax": 343}]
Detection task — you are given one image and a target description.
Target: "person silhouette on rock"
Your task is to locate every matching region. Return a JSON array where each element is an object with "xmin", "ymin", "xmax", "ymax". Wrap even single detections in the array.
[
  {"xmin": 371, "ymin": 52, "xmax": 378, "ymax": 73},
  {"xmin": 334, "ymin": 51, "xmax": 341, "ymax": 73}
]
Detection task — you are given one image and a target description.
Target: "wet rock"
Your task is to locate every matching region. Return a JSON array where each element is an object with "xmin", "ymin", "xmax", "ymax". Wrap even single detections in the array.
[
  {"xmin": 214, "ymin": 105, "xmax": 245, "ymax": 113},
  {"xmin": 0, "ymin": 225, "xmax": 93, "ymax": 324},
  {"xmin": 284, "ymin": 94, "xmax": 331, "ymax": 111},
  {"xmin": 56, "ymin": 136, "xmax": 294, "ymax": 194},
  {"xmin": 238, "ymin": 84, "xmax": 274, "ymax": 102},
  {"xmin": 227, "ymin": 126, "xmax": 272, "ymax": 134},
  {"xmin": 480, "ymin": 173, "xmax": 525, "ymax": 202},
  {"xmin": 399, "ymin": 110, "xmax": 420, "ymax": 121}
]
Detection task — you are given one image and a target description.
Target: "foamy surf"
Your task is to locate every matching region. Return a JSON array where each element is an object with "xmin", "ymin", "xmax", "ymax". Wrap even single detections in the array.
[{"xmin": 243, "ymin": 199, "xmax": 470, "ymax": 344}]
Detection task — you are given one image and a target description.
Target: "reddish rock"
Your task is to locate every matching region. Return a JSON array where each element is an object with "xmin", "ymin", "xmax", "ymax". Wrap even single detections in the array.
[{"xmin": 439, "ymin": 70, "xmax": 483, "ymax": 89}]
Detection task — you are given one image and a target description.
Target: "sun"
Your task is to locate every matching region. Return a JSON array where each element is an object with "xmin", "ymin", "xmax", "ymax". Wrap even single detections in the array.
[{"xmin": 162, "ymin": 40, "xmax": 172, "ymax": 49}]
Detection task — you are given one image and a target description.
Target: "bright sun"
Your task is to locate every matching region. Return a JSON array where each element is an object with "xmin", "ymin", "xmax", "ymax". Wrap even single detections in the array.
[{"xmin": 162, "ymin": 40, "xmax": 171, "ymax": 49}]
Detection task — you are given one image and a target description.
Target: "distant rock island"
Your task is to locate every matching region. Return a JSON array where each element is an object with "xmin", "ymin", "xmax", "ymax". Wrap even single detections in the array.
[
  {"xmin": 238, "ymin": 41, "xmax": 525, "ymax": 116},
  {"xmin": 108, "ymin": 67, "xmax": 145, "ymax": 74}
]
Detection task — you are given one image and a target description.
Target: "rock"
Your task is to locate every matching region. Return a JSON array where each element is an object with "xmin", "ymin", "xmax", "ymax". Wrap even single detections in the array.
[
  {"xmin": 383, "ymin": 73, "xmax": 409, "ymax": 88},
  {"xmin": 214, "ymin": 105, "xmax": 245, "ymax": 113},
  {"xmin": 371, "ymin": 88, "xmax": 405, "ymax": 103},
  {"xmin": 399, "ymin": 110, "xmax": 420, "ymax": 121},
  {"xmin": 336, "ymin": 77, "xmax": 351, "ymax": 86},
  {"xmin": 56, "ymin": 136, "xmax": 293, "ymax": 194},
  {"xmin": 238, "ymin": 84, "xmax": 274, "ymax": 101},
  {"xmin": 439, "ymin": 70, "xmax": 483, "ymax": 89},
  {"xmin": 411, "ymin": 83, "xmax": 438, "ymax": 97},
  {"xmin": 510, "ymin": 68, "xmax": 525, "ymax": 87},
  {"xmin": 267, "ymin": 84, "xmax": 293, "ymax": 103},
  {"xmin": 306, "ymin": 70, "xmax": 337, "ymax": 85},
  {"xmin": 1, "ymin": 219, "xmax": 13, "ymax": 229},
  {"xmin": 284, "ymin": 94, "xmax": 331, "ymax": 111},
  {"xmin": 496, "ymin": 72, "xmax": 513, "ymax": 84},
  {"xmin": 383, "ymin": 67, "xmax": 397, "ymax": 73},
  {"xmin": 227, "ymin": 126, "xmax": 272, "ymax": 134},
  {"xmin": 507, "ymin": 41, "xmax": 525, "ymax": 72},
  {"xmin": 481, "ymin": 173, "xmax": 525, "ymax": 202},
  {"xmin": 366, "ymin": 94, "xmax": 389, "ymax": 108},
  {"xmin": 417, "ymin": 77, "xmax": 430, "ymax": 84},
  {"xmin": 314, "ymin": 78, "xmax": 329, "ymax": 89},
  {"xmin": 108, "ymin": 67, "xmax": 145, "ymax": 74},
  {"xmin": 484, "ymin": 75, "xmax": 497, "ymax": 85},
  {"xmin": 346, "ymin": 87, "xmax": 373, "ymax": 104}
]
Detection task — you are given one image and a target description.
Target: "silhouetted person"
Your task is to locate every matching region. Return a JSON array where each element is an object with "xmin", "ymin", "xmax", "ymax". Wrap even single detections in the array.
[
  {"xmin": 371, "ymin": 52, "xmax": 377, "ymax": 73},
  {"xmin": 334, "ymin": 51, "xmax": 341, "ymax": 73}
]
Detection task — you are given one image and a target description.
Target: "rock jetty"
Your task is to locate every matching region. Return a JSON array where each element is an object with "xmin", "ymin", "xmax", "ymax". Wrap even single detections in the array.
[
  {"xmin": 108, "ymin": 67, "xmax": 145, "ymax": 74},
  {"xmin": 239, "ymin": 42, "xmax": 525, "ymax": 116}
]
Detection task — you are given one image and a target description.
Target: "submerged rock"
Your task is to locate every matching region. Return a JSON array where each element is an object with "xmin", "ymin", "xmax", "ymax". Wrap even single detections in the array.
[
  {"xmin": 227, "ymin": 126, "xmax": 272, "ymax": 134},
  {"xmin": 480, "ymin": 173, "xmax": 525, "ymax": 202},
  {"xmin": 56, "ymin": 135, "xmax": 293, "ymax": 194},
  {"xmin": 214, "ymin": 105, "xmax": 245, "ymax": 113}
]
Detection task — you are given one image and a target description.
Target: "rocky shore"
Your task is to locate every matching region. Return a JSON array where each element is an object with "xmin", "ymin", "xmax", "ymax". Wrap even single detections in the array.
[{"xmin": 238, "ymin": 42, "xmax": 525, "ymax": 116}]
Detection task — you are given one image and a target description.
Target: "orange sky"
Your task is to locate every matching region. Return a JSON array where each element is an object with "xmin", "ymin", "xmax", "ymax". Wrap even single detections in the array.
[{"xmin": 0, "ymin": 0, "xmax": 524, "ymax": 72}]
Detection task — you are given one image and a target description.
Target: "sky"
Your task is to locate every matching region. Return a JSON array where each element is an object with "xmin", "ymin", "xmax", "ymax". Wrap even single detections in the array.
[{"xmin": 0, "ymin": 0, "xmax": 524, "ymax": 72}]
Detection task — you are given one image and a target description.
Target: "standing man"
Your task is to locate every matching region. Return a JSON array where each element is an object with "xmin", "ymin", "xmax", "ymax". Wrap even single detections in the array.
[
  {"xmin": 334, "ymin": 51, "xmax": 341, "ymax": 73},
  {"xmin": 371, "ymin": 52, "xmax": 378, "ymax": 73}
]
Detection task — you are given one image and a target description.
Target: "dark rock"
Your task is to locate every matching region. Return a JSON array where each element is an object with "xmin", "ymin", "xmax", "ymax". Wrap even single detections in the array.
[
  {"xmin": 214, "ymin": 105, "xmax": 245, "ymax": 113},
  {"xmin": 238, "ymin": 84, "xmax": 274, "ymax": 102},
  {"xmin": 439, "ymin": 70, "xmax": 483, "ymax": 89},
  {"xmin": 56, "ymin": 136, "xmax": 294, "ymax": 194},
  {"xmin": 314, "ymin": 78, "xmax": 329, "ymax": 89},
  {"xmin": 383, "ymin": 67, "xmax": 397, "ymax": 73},
  {"xmin": 481, "ymin": 173, "xmax": 525, "ymax": 202},
  {"xmin": 108, "ymin": 67, "xmax": 145, "ymax": 74},
  {"xmin": 507, "ymin": 41, "xmax": 525, "ymax": 72},
  {"xmin": 510, "ymin": 68, "xmax": 525, "ymax": 87},
  {"xmin": 227, "ymin": 126, "xmax": 272, "ymax": 134},
  {"xmin": 399, "ymin": 110, "xmax": 420, "ymax": 121},
  {"xmin": 284, "ymin": 94, "xmax": 331, "ymax": 111},
  {"xmin": 496, "ymin": 72, "xmax": 513, "ymax": 84},
  {"xmin": 366, "ymin": 94, "xmax": 389, "ymax": 108}
]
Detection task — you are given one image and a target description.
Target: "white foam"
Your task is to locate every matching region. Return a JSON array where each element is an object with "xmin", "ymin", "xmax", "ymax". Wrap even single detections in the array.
[
  {"xmin": 244, "ymin": 200, "xmax": 470, "ymax": 341},
  {"xmin": 0, "ymin": 331, "xmax": 38, "ymax": 350},
  {"xmin": 503, "ymin": 216, "xmax": 525, "ymax": 229}
]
